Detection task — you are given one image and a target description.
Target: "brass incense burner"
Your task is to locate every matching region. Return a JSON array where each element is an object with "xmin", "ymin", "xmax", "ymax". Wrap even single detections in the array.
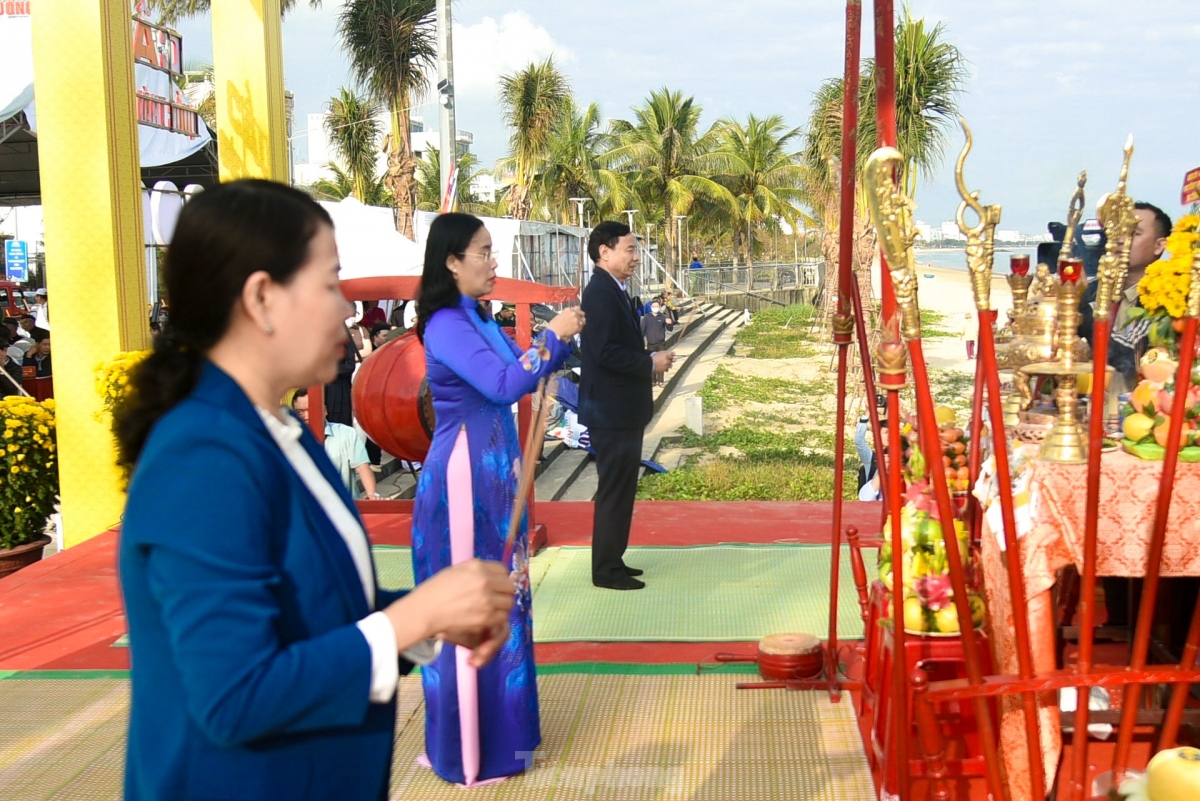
[{"xmin": 1028, "ymin": 141, "xmax": 1135, "ymax": 463}]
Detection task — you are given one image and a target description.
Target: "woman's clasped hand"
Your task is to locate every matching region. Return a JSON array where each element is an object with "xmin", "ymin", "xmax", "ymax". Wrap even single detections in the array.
[
  {"xmin": 384, "ymin": 558, "xmax": 515, "ymax": 668},
  {"xmin": 546, "ymin": 307, "xmax": 586, "ymax": 342}
]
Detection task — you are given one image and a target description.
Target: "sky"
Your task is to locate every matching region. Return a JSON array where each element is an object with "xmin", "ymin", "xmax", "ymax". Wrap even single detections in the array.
[{"xmin": 175, "ymin": 0, "xmax": 1200, "ymax": 235}]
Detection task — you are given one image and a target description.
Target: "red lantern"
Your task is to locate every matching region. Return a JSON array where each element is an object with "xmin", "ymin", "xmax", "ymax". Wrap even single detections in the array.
[
  {"xmin": 1059, "ymin": 257, "xmax": 1084, "ymax": 284},
  {"xmin": 1010, "ymin": 254, "xmax": 1030, "ymax": 276},
  {"xmin": 352, "ymin": 331, "xmax": 435, "ymax": 462}
]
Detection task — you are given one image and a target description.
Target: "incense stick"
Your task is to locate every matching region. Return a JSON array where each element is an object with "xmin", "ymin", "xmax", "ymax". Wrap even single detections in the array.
[{"xmin": 501, "ymin": 377, "xmax": 557, "ymax": 567}]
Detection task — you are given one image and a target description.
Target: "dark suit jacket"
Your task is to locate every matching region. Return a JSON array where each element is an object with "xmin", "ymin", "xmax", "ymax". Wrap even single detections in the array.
[
  {"xmin": 579, "ymin": 269, "xmax": 653, "ymax": 430},
  {"xmin": 120, "ymin": 362, "xmax": 411, "ymax": 801},
  {"xmin": 1077, "ymin": 279, "xmax": 1143, "ymax": 391}
]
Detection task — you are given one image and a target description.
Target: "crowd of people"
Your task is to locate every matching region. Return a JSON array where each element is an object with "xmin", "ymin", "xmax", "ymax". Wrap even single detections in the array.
[{"xmin": 2, "ymin": 289, "xmax": 51, "ymax": 396}]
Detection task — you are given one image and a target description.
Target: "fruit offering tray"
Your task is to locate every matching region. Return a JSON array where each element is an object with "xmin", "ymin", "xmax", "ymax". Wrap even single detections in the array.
[{"xmin": 1121, "ymin": 439, "xmax": 1200, "ymax": 462}]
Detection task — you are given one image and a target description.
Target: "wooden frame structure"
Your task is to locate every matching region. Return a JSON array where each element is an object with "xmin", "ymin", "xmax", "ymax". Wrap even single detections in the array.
[
  {"xmin": 305, "ymin": 275, "xmax": 578, "ymax": 534},
  {"xmin": 822, "ymin": 3, "xmax": 1200, "ymax": 800}
]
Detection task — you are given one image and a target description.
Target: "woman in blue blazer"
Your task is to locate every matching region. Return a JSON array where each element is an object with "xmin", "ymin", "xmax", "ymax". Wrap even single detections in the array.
[{"xmin": 115, "ymin": 179, "xmax": 515, "ymax": 801}]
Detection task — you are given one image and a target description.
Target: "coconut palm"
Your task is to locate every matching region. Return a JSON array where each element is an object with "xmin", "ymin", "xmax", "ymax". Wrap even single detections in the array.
[
  {"xmin": 802, "ymin": 10, "xmax": 966, "ymax": 271},
  {"xmin": 498, "ymin": 58, "xmax": 571, "ymax": 221},
  {"xmin": 534, "ymin": 99, "xmax": 627, "ymax": 224},
  {"xmin": 716, "ymin": 114, "xmax": 810, "ymax": 265},
  {"xmin": 415, "ymin": 149, "xmax": 495, "ymax": 216},
  {"xmin": 338, "ymin": 0, "xmax": 436, "ymax": 239},
  {"xmin": 144, "ymin": 0, "xmax": 318, "ymax": 23},
  {"xmin": 320, "ymin": 87, "xmax": 383, "ymax": 204},
  {"xmin": 308, "ymin": 164, "xmax": 392, "ymax": 206},
  {"xmin": 862, "ymin": 11, "xmax": 968, "ymax": 198},
  {"xmin": 606, "ymin": 88, "xmax": 736, "ymax": 277}
]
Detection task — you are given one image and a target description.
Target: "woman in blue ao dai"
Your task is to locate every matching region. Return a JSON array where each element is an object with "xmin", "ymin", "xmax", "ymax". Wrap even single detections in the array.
[{"xmin": 411, "ymin": 213, "xmax": 585, "ymax": 784}]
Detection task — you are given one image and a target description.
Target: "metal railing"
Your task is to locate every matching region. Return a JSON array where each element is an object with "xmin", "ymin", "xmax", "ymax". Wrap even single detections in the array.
[{"xmin": 685, "ymin": 262, "xmax": 822, "ymax": 295}]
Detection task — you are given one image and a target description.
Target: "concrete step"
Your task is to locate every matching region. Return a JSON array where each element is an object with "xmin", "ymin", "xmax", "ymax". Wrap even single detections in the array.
[{"xmin": 534, "ymin": 447, "xmax": 592, "ymax": 501}]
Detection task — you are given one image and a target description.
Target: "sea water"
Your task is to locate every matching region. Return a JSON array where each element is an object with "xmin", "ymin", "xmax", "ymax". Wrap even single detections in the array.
[{"xmin": 914, "ymin": 246, "xmax": 1039, "ymax": 272}]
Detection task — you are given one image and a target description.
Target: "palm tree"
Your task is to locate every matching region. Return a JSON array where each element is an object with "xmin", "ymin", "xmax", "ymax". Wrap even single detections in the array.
[
  {"xmin": 498, "ymin": 58, "xmax": 571, "ymax": 221},
  {"xmin": 321, "ymin": 87, "xmax": 383, "ymax": 203},
  {"xmin": 415, "ymin": 149, "xmax": 494, "ymax": 216},
  {"xmin": 144, "ymin": 0, "xmax": 318, "ymax": 23},
  {"xmin": 716, "ymin": 114, "xmax": 810, "ymax": 265},
  {"xmin": 606, "ymin": 88, "xmax": 736, "ymax": 277},
  {"xmin": 309, "ymin": 164, "xmax": 392, "ymax": 206},
  {"xmin": 801, "ymin": 10, "xmax": 966, "ymax": 272},
  {"xmin": 534, "ymin": 99, "xmax": 626, "ymax": 224},
  {"xmin": 338, "ymin": 0, "xmax": 436, "ymax": 239}
]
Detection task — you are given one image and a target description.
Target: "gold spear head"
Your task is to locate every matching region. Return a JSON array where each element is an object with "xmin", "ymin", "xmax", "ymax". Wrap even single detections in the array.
[
  {"xmin": 1059, "ymin": 171, "xmax": 1088, "ymax": 266},
  {"xmin": 954, "ymin": 118, "xmax": 1003, "ymax": 311},
  {"xmin": 864, "ymin": 147, "xmax": 921, "ymax": 340},
  {"xmin": 1095, "ymin": 135, "xmax": 1137, "ymax": 314}
]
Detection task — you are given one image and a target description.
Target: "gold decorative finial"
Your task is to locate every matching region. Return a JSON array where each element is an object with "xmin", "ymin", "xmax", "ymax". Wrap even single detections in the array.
[
  {"xmin": 864, "ymin": 147, "xmax": 921, "ymax": 340},
  {"xmin": 954, "ymin": 118, "xmax": 1003, "ymax": 311},
  {"xmin": 1058, "ymin": 171, "xmax": 1088, "ymax": 267},
  {"xmin": 1095, "ymin": 136, "xmax": 1137, "ymax": 315}
]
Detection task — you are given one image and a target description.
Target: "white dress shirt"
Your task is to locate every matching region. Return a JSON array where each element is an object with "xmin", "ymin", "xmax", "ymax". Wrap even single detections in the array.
[{"xmin": 256, "ymin": 407, "xmax": 439, "ymax": 704}]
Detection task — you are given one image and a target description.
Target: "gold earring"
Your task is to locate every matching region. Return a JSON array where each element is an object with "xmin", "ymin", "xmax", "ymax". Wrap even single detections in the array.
[{"xmin": 263, "ymin": 324, "xmax": 274, "ymax": 335}]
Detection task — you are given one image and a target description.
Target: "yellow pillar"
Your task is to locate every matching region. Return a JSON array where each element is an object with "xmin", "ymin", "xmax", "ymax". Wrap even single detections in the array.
[
  {"xmin": 30, "ymin": 0, "xmax": 150, "ymax": 546},
  {"xmin": 211, "ymin": 0, "xmax": 289, "ymax": 181}
]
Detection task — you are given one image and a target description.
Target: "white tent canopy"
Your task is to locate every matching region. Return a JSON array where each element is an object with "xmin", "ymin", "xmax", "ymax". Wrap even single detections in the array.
[{"xmin": 319, "ymin": 197, "xmax": 422, "ymax": 280}]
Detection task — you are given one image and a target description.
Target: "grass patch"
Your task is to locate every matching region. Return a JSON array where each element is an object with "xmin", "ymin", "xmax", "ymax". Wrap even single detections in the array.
[
  {"xmin": 698, "ymin": 366, "xmax": 805, "ymax": 412},
  {"xmin": 639, "ymin": 426, "xmax": 857, "ymax": 502},
  {"xmin": 899, "ymin": 367, "xmax": 977, "ymax": 421},
  {"xmin": 735, "ymin": 304, "xmax": 822, "ymax": 358},
  {"xmin": 920, "ymin": 308, "xmax": 957, "ymax": 339}
]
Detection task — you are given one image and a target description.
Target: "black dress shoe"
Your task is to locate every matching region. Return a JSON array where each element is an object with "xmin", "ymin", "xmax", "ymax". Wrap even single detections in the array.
[
  {"xmin": 623, "ymin": 565, "xmax": 644, "ymax": 577},
  {"xmin": 593, "ymin": 574, "xmax": 645, "ymax": 591}
]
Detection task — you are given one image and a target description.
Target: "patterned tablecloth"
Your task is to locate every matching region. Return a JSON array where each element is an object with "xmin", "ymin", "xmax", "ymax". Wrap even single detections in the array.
[{"xmin": 979, "ymin": 451, "xmax": 1200, "ymax": 800}]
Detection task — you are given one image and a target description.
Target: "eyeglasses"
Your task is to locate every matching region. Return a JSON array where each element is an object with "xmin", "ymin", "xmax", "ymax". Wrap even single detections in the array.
[{"xmin": 459, "ymin": 250, "xmax": 495, "ymax": 261}]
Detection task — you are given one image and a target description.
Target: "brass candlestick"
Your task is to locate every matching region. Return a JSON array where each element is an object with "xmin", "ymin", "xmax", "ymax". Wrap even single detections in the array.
[{"xmin": 1033, "ymin": 258, "xmax": 1089, "ymax": 463}]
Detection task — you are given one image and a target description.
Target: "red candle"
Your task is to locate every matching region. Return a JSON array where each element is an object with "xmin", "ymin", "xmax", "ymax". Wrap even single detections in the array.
[
  {"xmin": 1011, "ymin": 254, "xmax": 1030, "ymax": 276},
  {"xmin": 1059, "ymin": 257, "xmax": 1084, "ymax": 284}
]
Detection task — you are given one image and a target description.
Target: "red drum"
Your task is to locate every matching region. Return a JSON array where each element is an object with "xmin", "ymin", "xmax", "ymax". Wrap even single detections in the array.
[
  {"xmin": 352, "ymin": 331, "xmax": 436, "ymax": 462},
  {"xmin": 756, "ymin": 633, "xmax": 824, "ymax": 681}
]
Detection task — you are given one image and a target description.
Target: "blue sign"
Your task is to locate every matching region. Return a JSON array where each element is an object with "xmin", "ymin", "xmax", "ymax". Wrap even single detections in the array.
[{"xmin": 4, "ymin": 240, "xmax": 28, "ymax": 282}]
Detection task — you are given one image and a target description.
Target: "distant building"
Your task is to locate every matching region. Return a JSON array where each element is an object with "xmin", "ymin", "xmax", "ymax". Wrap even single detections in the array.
[
  {"xmin": 914, "ymin": 220, "xmax": 932, "ymax": 242},
  {"xmin": 995, "ymin": 229, "xmax": 1021, "ymax": 244},
  {"xmin": 292, "ymin": 109, "xmax": 475, "ymax": 190},
  {"xmin": 939, "ymin": 221, "xmax": 966, "ymax": 242}
]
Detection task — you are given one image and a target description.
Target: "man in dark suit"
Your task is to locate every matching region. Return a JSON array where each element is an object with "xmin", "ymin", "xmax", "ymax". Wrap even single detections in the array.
[{"xmin": 579, "ymin": 221, "xmax": 674, "ymax": 590}]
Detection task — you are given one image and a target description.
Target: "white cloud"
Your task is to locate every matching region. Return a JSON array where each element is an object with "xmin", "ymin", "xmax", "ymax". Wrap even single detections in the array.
[{"xmin": 451, "ymin": 12, "xmax": 575, "ymax": 96}]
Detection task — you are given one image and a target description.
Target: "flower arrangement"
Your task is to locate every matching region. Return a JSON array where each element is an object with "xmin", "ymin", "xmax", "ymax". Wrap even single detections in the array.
[
  {"xmin": 1131, "ymin": 214, "xmax": 1199, "ymax": 349},
  {"xmin": 0, "ymin": 396, "xmax": 58, "ymax": 550},
  {"xmin": 94, "ymin": 350, "xmax": 149, "ymax": 419}
]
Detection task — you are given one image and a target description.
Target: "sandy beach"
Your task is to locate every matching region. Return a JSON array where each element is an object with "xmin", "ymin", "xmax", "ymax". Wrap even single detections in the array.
[{"xmin": 869, "ymin": 262, "xmax": 1018, "ymax": 371}]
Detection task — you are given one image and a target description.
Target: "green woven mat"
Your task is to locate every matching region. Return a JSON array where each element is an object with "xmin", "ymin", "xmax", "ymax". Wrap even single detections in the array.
[
  {"xmin": 372, "ymin": 546, "xmax": 559, "ymax": 594},
  {"xmin": 532, "ymin": 545, "xmax": 864, "ymax": 643},
  {"xmin": 0, "ymin": 672, "xmax": 873, "ymax": 801},
  {"xmin": 116, "ymin": 545, "xmax": 858, "ymax": 645}
]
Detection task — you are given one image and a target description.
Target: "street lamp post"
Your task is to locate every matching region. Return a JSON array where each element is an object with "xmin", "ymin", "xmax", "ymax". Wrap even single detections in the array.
[
  {"xmin": 569, "ymin": 198, "xmax": 588, "ymax": 291},
  {"xmin": 569, "ymin": 197, "xmax": 588, "ymax": 228},
  {"xmin": 674, "ymin": 215, "xmax": 687, "ymax": 281},
  {"xmin": 435, "ymin": 0, "xmax": 458, "ymax": 206}
]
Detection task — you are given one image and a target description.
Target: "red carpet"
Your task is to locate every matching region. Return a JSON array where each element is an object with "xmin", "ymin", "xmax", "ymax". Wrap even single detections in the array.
[
  {"xmin": 363, "ymin": 499, "xmax": 883, "ymax": 547},
  {"xmin": 0, "ymin": 500, "xmax": 880, "ymax": 671}
]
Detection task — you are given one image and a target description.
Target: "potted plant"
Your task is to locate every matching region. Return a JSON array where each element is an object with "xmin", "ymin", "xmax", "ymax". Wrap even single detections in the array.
[{"xmin": 0, "ymin": 395, "xmax": 58, "ymax": 579}]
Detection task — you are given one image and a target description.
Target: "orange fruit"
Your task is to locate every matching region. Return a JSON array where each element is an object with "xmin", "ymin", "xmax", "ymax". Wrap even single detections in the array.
[{"xmin": 1130, "ymin": 381, "xmax": 1158, "ymax": 414}]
